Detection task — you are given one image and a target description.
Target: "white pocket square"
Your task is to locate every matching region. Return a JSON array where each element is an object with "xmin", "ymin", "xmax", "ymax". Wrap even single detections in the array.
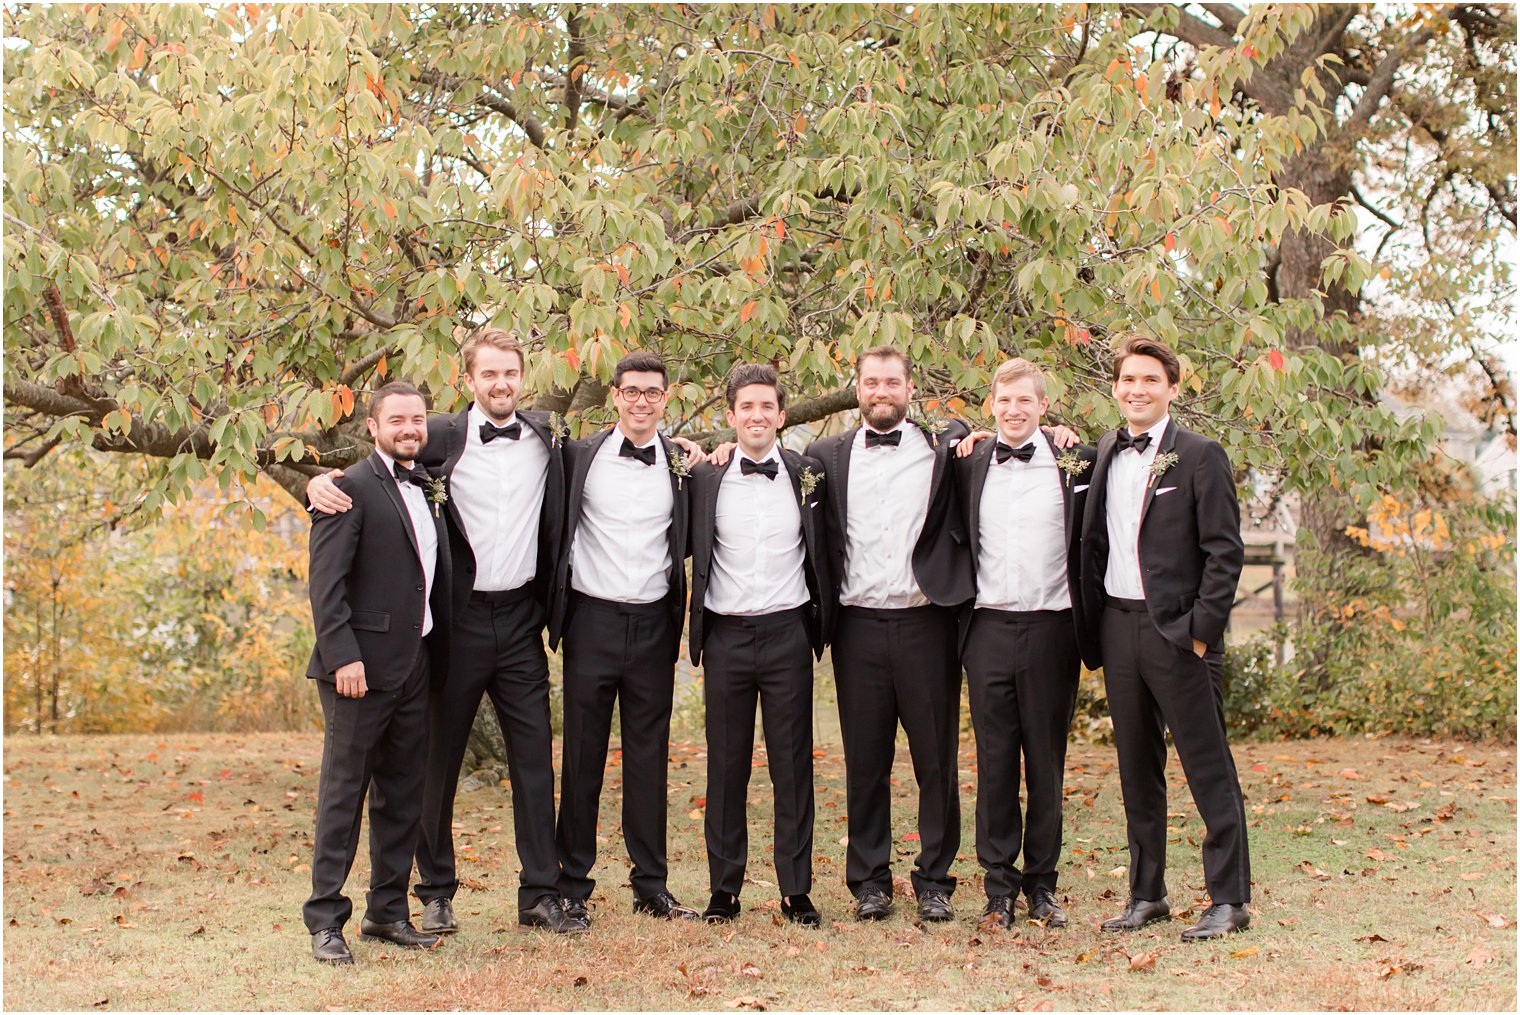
[
  {"xmin": 1074, "ymin": 484, "xmax": 1089, "ymax": 493},
  {"xmin": 1155, "ymin": 486, "xmax": 1178, "ymax": 495}
]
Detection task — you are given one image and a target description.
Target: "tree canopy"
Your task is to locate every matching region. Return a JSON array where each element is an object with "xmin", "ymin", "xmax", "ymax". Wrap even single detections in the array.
[{"xmin": 9, "ymin": 3, "xmax": 1483, "ymax": 524}]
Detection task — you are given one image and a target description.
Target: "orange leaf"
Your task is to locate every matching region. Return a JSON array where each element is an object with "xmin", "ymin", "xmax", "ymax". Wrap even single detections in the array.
[
  {"xmin": 375, "ymin": 355, "xmax": 388, "ymax": 379},
  {"xmin": 105, "ymin": 18, "xmax": 124, "ymax": 52},
  {"xmin": 130, "ymin": 39, "xmax": 146, "ymax": 71},
  {"xmin": 787, "ymin": 52, "xmax": 799, "ymax": 70},
  {"xmin": 565, "ymin": 347, "xmax": 580, "ymax": 371},
  {"xmin": 793, "ymin": 112, "xmax": 806, "ymax": 133},
  {"xmin": 228, "ymin": 205, "xmax": 239, "ymax": 226},
  {"xmin": 775, "ymin": 218, "xmax": 786, "ymax": 240},
  {"xmin": 618, "ymin": 302, "xmax": 632, "ymax": 327},
  {"xmin": 740, "ymin": 300, "xmax": 758, "ymax": 324},
  {"xmin": 615, "ymin": 264, "xmax": 630, "ymax": 287},
  {"xmin": 1163, "ymin": 232, "xmax": 1176, "ymax": 252},
  {"xmin": 337, "ymin": 385, "xmax": 354, "ymax": 416},
  {"xmin": 1149, "ymin": 278, "xmax": 1162, "ymax": 302},
  {"xmin": 382, "ymin": 199, "xmax": 396, "ymax": 220},
  {"xmin": 1268, "ymin": 349, "xmax": 1285, "ymax": 372}
]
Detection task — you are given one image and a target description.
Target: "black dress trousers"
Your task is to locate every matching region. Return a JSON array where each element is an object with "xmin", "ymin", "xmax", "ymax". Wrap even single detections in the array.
[
  {"xmin": 303, "ymin": 646, "xmax": 430, "ymax": 933},
  {"xmin": 556, "ymin": 592, "xmax": 680, "ymax": 902},
  {"xmin": 702, "ymin": 608, "xmax": 815, "ymax": 898},
  {"xmin": 1101, "ymin": 598, "xmax": 1251, "ymax": 905},
  {"xmin": 414, "ymin": 587, "xmax": 559, "ymax": 911},
  {"xmin": 831, "ymin": 604, "xmax": 961, "ymax": 899},
  {"xmin": 963, "ymin": 608, "xmax": 1080, "ymax": 899}
]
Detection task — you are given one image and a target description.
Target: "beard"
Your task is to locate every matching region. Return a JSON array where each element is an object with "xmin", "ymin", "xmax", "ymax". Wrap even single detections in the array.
[
  {"xmin": 377, "ymin": 430, "xmax": 426, "ymax": 463},
  {"xmin": 863, "ymin": 398, "xmax": 907, "ymax": 430}
]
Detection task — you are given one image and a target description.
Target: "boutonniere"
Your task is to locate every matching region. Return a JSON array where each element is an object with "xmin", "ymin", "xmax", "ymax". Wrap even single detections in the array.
[
  {"xmin": 913, "ymin": 415, "xmax": 948, "ymax": 447},
  {"xmin": 425, "ymin": 476, "xmax": 448, "ymax": 517},
  {"xmin": 1148, "ymin": 451, "xmax": 1180, "ymax": 487},
  {"xmin": 1056, "ymin": 451, "xmax": 1091, "ymax": 479},
  {"xmin": 668, "ymin": 448, "xmax": 692, "ymax": 490},
  {"xmin": 548, "ymin": 411, "xmax": 569, "ymax": 449},
  {"xmin": 798, "ymin": 466, "xmax": 822, "ymax": 505}
]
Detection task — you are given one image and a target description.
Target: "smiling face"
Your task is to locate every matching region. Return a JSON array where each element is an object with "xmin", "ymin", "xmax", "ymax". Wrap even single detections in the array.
[
  {"xmin": 990, "ymin": 374, "xmax": 1048, "ymax": 447},
  {"xmin": 855, "ymin": 353, "xmax": 913, "ymax": 431},
  {"xmin": 725, "ymin": 382, "xmax": 786, "ymax": 459},
  {"xmin": 1112, "ymin": 352, "xmax": 1179, "ymax": 433},
  {"xmin": 611, "ymin": 369, "xmax": 668, "ymax": 444},
  {"xmin": 463, "ymin": 344, "xmax": 524, "ymax": 423},
  {"xmin": 367, "ymin": 393, "xmax": 429, "ymax": 467}
]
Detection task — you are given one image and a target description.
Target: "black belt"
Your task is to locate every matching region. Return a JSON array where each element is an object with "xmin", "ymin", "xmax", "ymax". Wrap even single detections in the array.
[
  {"xmin": 974, "ymin": 607, "xmax": 1073, "ymax": 622},
  {"xmin": 569, "ymin": 591, "xmax": 669, "ymax": 616},
  {"xmin": 838, "ymin": 603, "xmax": 948, "ymax": 621},
  {"xmin": 708, "ymin": 606, "xmax": 808, "ymax": 628},
  {"xmin": 470, "ymin": 584, "xmax": 535, "ymax": 606},
  {"xmin": 1106, "ymin": 597, "xmax": 1149, "ymax": 613}
]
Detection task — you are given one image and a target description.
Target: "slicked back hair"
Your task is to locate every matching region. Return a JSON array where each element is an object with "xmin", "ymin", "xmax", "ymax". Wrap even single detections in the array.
[
  {"xmin": 367, "ymin": 380, "xmax": 428, "ymax": 421},
  {"xmin": 460, "ymin": 326, "xmax": 526, "ymax": 374},
  {"xmin": 990, "ymin": 357, "xmax": 1047, "ymax": 400},
  {"xmin": 1112, "ymin": 333, "xmax": 1181, "ymax": 386},
  {"xmin": 724, "ymin": 363, "xmax": 786, "ymax": 411},
  {"xmin": 612, "ymin": 351, "xmax": 668, "ymax": 388},
  {"xmin": 855, "ymin": 345, "xmax": 912, "ymax": 381}
]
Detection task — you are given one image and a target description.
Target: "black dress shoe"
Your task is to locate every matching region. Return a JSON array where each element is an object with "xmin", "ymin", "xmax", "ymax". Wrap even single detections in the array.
[
  {"xmin": 421, "ymin": 898, "xmax": 457, "ymax": 935},
  {"xmin": 520, "ymin": 895, "xmax": 589, "ymax": 934},
  {"xmin": 781, "ymin": 895, "xmax": 821, "ymax": 927},
  {"xmin": 1027, "ymin": 887, "xmax": 1068, "ymax": 928},
  {"xmin": 561, "ymin": 896, "xmax": 592, "ymax": 929},
  {"xmin": 311, "ymin": 927, "xmax": 353, "ymax": 965},
  {"xmin": 854, "ymin": 888, "xmax": 893, "ymax": 921},
  {"xmin": 1101, "ymin": 897, "xmax": 1171, "ymax": 931},
  {"xmin": 1181, "ymin": 903, "xmax": 1249, "ymax": 941},
  {"xmin": 980, "ymin": 894, "xmax": 1014, "ymax": 930},
  {"xmin": 358, "ymin": 917, "xmax": 440, "ymax": 948},
  {"xmin": 917, "ymin": 889, "xmax": 955, "ymax": 923},
  {"xmin": 702, "ymin": 892, "xmax": 741, "ymax": 923},
  {"xmin": 633, "ymin": 891, "xmax": 699, "ymax": 920}
]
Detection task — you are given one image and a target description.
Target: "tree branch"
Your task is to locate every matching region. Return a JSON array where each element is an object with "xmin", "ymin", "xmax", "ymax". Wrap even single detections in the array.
[{"xmin": 1341, "ymin": 14, "xmax": 1447, "ymax": 137}]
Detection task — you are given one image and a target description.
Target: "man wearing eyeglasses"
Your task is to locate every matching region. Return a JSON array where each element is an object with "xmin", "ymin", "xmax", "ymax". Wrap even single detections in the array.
[{"xmin": 548, "ymin": 351, "xmax": 699, "ymax": 924}]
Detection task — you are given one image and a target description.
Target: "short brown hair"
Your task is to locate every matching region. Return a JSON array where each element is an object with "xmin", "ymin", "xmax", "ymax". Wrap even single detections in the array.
[
  {"xmin": 367, "ymin": 380, "xmax": 427, "ymax": 421},
  {"xmin": 612, "ymin": 351, "xmax": 668, "ymax": 388},
  {"xmin": 460, "ymin": 326, "xmax": 526, "ymax": 375},
  {"xmin": 990, "ymin": 358, "xmax": 1047, "ymax": 400},
  {"xmin": 1112, "ymin": 334, "xmax": 1181, "ymax": 386},
  {"xmin": 855, "ymin": 345, "xmax": 911, "ymax": 381},
  {"xmin": 724, "ymin": 363, "xmax": 786, "ymax": 410}
]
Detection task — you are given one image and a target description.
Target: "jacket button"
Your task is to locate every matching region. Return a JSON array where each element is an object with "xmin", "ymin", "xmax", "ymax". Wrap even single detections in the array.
[
  {"xmin": 416, "ymin": 584, "xmax": 424, "ymax": 592},
  {"xmin": 413, "ymin": 622, "xmax": 421, "ymax": 630}
]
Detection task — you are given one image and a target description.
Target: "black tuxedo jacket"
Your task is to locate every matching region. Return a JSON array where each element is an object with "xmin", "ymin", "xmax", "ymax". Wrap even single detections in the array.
[
  {"xmin": 547, "ymin": 428, "xmax": 691, "ymax": 651},
  {"xmin": 1078, "ymin": 420, "xmax": 1244, "ymax": 666},
  {"xmin": 417, "ymin": 405, "xmax": 567, "ymax": 612},
  {"xmin": 686, "ymin": 448, "xmax": 832, "ymax": 665},
  {"xmin": 306, "ymin": 452, "xmax": 453, "ymax": 689},
  {"xmin": 953, "ymin": 432, "xmax": 1099, "ymax": 666},
  {"xmin": 805, "ymin": 419, "xmax": 975, "ymax": 634}
]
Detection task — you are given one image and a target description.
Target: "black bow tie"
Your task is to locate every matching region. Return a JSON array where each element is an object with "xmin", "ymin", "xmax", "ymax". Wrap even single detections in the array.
[
  {"xmin": 393, "ymin": 462, "xmax": 428, "ymax": 487},
  {"xmin": 740, "ymin": 458, "xmax": 779, "ymax": 480},
  {"xmin": 864, "ymin": 429, "xmax": 902, "ymax": 449},
  {"xmin": 995, "ymin": 441, "xmax": 1036, "ymax": 465},
  {"xmin": 619, "ymin": 440, "xmax": 657, "ymax": 466},
  {"xmin": 480, "ymin": 420, "xmax": 521, "ymax": 443},
  {"xmin": 1115, "ymin": 430, "xmax": 1153, "ymax": 454}
]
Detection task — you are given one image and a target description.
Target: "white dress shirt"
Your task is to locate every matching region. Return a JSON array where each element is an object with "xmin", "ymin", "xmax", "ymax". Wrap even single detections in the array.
[
  {"xmin": 705, "ymin": 446, "xmax": 809, "ymax": 616},
  {"xmin": 569, "ymin": 426, "xmax": 675, "ymax": 603},
  {"xmin": 448, "ymin": 406, "xmax": 549, "ymax": 592},
  {"xmin": 375, "ymin": 449, "xmax": 439, "ymax": 636},
  {"xmin": 839, "ymin": 420, "xmax": 933, "ymax": 609},
  {"xmin": 976, "ymin": 436, "xmax": 1071, "ymax": 612},
  {"xmin": 1103, "ymin": 415, "xmax": 1170, "ymax": 600}
]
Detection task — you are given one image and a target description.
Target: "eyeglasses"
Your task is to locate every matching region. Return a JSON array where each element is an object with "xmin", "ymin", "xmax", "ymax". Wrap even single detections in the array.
[{"xmin": 616, "ymin": 386, "xmax": 668, "ymax": 403}]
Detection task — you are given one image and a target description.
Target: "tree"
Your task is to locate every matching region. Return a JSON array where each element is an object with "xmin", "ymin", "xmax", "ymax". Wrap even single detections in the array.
[{"xmin": 6, "ymin": 3, "xmax": 1442, "ymax": 519}]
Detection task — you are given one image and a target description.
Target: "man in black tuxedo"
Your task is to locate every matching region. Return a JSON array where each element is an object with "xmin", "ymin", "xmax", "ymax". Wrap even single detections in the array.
[
  {"xmin": 1079, "ymin": 334, "xmax": 1250, "ymax": 941},
  {"xmin": 953, "ymin": 358, "xmax": 1096, "ymax": 931},
  {"xmin": 549, "ymin": 351, "xmax": 698, "ymax": 924},
  {"xmin": 307, "ymin": 329, "xmax": 582, "ymax": 934},
  {"xmin": 303, "ymin": 381, "xmax": 451, "ymax": 964},
  {"xmin": 805, "ymin": 346, "xmax": 973, "ymax": 923},
  {"xmin": 688, "ymin": 364, "xmax": 831, "ymax": 927}
]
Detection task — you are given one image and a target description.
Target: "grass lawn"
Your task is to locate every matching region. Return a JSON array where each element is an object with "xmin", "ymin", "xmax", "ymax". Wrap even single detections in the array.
[{"xmin": 3, "ymin": 726, "xmax": 1514, "ymax": 1011}]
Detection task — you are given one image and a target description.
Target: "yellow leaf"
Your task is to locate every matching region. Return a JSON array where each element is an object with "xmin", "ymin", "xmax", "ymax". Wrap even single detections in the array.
[
  {"xmin": 1150, "ymin": 277, "xmax": 1162, "ymax": 302},
  {"xmin": 228, "ymin": 205, "xmax": 239, "ymax": 226}
]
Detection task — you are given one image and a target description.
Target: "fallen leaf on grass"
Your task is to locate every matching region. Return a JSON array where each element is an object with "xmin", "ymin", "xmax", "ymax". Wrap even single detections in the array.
[
  {"xmin": 1354, "ymin": 933, "xmax": 1390, "ymax": 943},
  {"xmin": 738, "ymin": 962, "xmax": 762, "ymax": 979},
  {"xmin": 1277, "ymin": 918, "xmax": 1299, "ymax": 926},
  {"xmin": 1128, "ymin": 950, "xmax": 1156, "ymax": 972},
  {"xmin": 91, "ymin": 1000, "xmax": 108, "ymax": 1008},
  {"xmin": 1230, "ymin": 946, "xmax": 1258, "ymax": 958},
  {"xmin": 1377, "ymin": 964, "xmax": 1402, "ymax": 980},
  {"xmin": 81, "ymin": 879, "xmax": 112, "ymax": 896},
  {"xmin": 1459, "ymin": 872, "xmax": 1486, "ymax": 881},
  {"xmin": 1477, "ymin": 912, "xmax": 1515, "ymax": 929},
  {"xmin": 1295, "ymin": 861, "xmax": 1331, "ymax": 881},
  {"xmin": 1365, "ymin": 795, "xmax": 1388, "ymax": 805},
  {"xmin": 1031, "ymin": 1001, "xmax": 1054, "ymax": 1012},
  {"xmin": 573, "ymin": 976, "xmax": 588, "ymax": 987},
  {"xmin": 188, "ymin": 926, "xmax": 205, "ymax": 937},
  {"xmin": 1466, "ymin": 945, "xmax": 1496, "ymax": 966},
  {"xmin": 729, "ymin": 997, "xmax": 765, "ymax": 1010}
]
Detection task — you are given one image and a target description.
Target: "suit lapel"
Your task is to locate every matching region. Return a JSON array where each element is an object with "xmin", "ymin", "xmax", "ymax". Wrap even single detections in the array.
[
  {"xmin": 1137, "ymin": 419, "xmax": 1178, "ymax": 529},
  {"xmin": 1040, "ymin": 430, "xmax": 1073, "ymax": 534},
  {"xmin": 444, "ymin": 407, "xmax": 470, "ymax": 477},
  {"xmin": 967, "ymin": 436, "xmax": 995, "ymax": 561},
  {"xmin": 831, "ymin": 427, "xmax": 857, "ymax": 538},
  {"xmin": 1085, "ymin": 430, "xmax": 1118, "ymax": 542},
  {"xmin": 369, "ymin": 453, "xmax": 422, "ymax": 561}
]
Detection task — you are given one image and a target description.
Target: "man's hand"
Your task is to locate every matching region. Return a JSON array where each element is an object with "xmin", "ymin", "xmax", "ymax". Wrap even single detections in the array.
[
  {"xmin": 706, "ymin": 441, "xmax": 737, "ymax": 466},
  {"xmin": 1192, "ymin": 638, "xmax": 1207, "ymax": 658},
  {"xmin": 307, "ymin": 469, "xmax": 352, "ymax": 515},
  {"xmin": 1042, "ymin": 424, "xmax": 1080, "ymax": 450},
  {"xmin": 335, "ymin": 660, "xmax": 368, "ymax": 698},
  {"xmin": 956, "ymin": 429, "xmax": 993, "ymax": 458},
  {"xmin": 669, "ymin": 435, "xmax": 704, "ymax": 463}
]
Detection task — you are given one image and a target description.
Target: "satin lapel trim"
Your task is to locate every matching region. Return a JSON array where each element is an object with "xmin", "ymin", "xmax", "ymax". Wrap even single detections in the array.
[
  {"xmin": 444, "ymin": 407, "xmax": 469, "ymax": 476},
  {"xmin": 1040, "ymin": 430, "xmax": 1073, "ymax": 530},
  {"xmin": 1086, "ymin": 431, "xmax": 1119, "ymax": 540},
  {"xmin": 967, "ymin": 436, "xmax": 995, "ymax": 560},
  {"xmin": 832, "ymin": 428, "xmax": 856, "ymax": 537},
  {"xmin": 1138, "ymin": 420, "xmax": 1178, "ymax": 529},
  {"xmin": 369, "ymin": 453, "xmax": 422, "ymax": 561}
]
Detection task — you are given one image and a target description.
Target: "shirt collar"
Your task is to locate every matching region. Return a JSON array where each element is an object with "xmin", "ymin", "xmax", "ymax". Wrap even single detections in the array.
[
  {"xmin": 1133, "ymin": 415, "xmax": 1170, "ymax": 445},
  {"xmin": 374, "ymin": 448, "xmax": 410, "ymax": 480},
  {"xmin": 614, "ymin": 424, "xmax": 660, "ymax": 451}
]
